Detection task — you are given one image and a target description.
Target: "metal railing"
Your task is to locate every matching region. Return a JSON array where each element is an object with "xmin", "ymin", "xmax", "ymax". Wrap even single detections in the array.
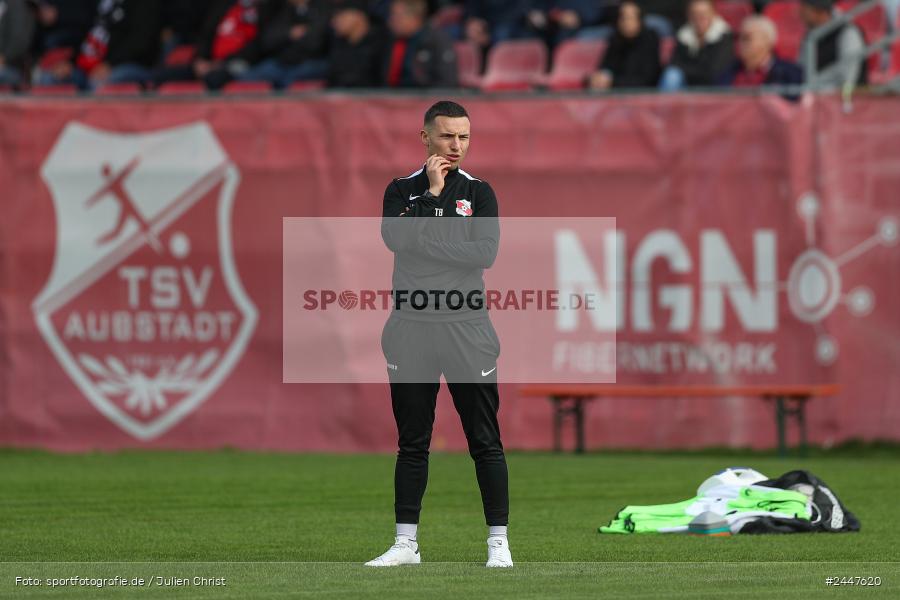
[{"xmin": 803, "ymin": 0, "xmax": 899, "ymax": 92}]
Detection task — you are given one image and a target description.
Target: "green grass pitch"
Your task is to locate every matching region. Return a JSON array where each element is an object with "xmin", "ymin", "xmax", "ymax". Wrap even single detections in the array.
[{"xmin": 1, "ymin": 449, "xmax": 898, "ymax": 598}]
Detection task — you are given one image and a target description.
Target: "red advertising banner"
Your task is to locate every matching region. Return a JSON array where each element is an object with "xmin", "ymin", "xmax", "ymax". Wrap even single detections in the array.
[{"xmin": 0, "ymin": 94, "xmax": 897, "ymax": 451}]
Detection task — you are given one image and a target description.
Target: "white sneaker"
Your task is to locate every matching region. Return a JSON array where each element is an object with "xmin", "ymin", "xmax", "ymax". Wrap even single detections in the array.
[
  {"xmin": 485, "ymin": 536, "xmax": 513, "ymax": 567},
  {"xmin": 364, "ymin": 536, "xmax": 421, "ymax": 567}
]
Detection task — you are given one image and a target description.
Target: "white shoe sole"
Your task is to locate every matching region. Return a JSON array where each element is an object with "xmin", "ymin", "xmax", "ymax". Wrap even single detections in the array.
[{"xmin": 364, "ymin": 554, "xmax": 421, "ymax": 567}]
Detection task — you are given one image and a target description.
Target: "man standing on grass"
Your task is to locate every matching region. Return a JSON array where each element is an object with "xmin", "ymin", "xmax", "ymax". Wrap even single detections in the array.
[{"xmin": 365, "ymin": 100, "xmax": 512, "ymax": 568}]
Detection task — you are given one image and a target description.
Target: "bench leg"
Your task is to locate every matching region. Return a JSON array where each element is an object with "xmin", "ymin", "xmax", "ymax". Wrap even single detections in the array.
[
  {"xmin": 552, "ymin": 397, "xmax": 562, "ymax": 453},
  {"xmin": 794, "ymin": 396, "xmax": 809, "ymax": 458},
  {"xmin": 549, "ymin": 396, "xmax": 590, "ymax": 453},
  {"xmin": 775, "ymin": 396, "xmax": 787, "ymax": 458},
  {"xmin": 773, "ymin": 395, "xmax": 811, "ymax": 458},
  {"xmin": 574, "ymin": 399, "xmax": 586, "ymax": 454}
]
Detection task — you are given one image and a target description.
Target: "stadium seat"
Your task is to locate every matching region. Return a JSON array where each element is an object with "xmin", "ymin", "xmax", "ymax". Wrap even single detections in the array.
[
  {"xmin": 287, "ymin": 80, "xmax": 326, "ymax": 92},
  {"xmin": 890, "ymin": 39, "xmax": 900, "ymax": 77},
  {"xmin": 156, "ymin": 81, "xmax": 207, "ymax": 96},
  {"xmin": 480, "ymin": 40, "xmax": 548, "ymax": 92},
  {"xmin": 871, "ymin": 38, "xmax": 900, "ymax": 83},
  {"xmin": 892, "ymin": 39, "xmax": 900, "ymax": 76},
  {"xmin": 715, "ymin": 0, "xmax": 753, "ymax": 32},
  {"xmin": 222, "ymin": 80, "xmax": 273, "ymax": 94},
  {"xmin": 165, "ymin": 44, "xmax": 197, "ymax": 67},
  {"xmin": 454, "ymin": 40, "xmax": 482, "ymax": 88},
  {"xmin": 37, "ymin": 47, "xmax": 73, "ymax": 71},
  {"xmin": 763, "ymin": 1, "xmax": 806, "ymax": 60},
  {"xmin": 30, "ymin": 84, "xmax": 79, "ymax": 96},
  {"xmin": 536, "ymin": 39, "xmax": 606, "ymax": 90},
  {"xmin": 95, "ymin": 83, "xmax": 143, "ymax": 96},
  {"xmin": 660, "ymin": 37, "xmax": 675, "ymax": 64}
]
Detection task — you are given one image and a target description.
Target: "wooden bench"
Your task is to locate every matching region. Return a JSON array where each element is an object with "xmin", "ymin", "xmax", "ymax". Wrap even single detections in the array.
[{"xmin": 518, "ymin": 384, "xmax": 842, "ymax": 457}]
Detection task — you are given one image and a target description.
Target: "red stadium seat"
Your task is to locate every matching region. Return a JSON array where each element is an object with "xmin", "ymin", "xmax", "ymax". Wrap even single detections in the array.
[
  {"xmin": 287, "ymin": 80, "xmax": 326, "ymax": 92},
  {"xmin": 480, "ymin": 40, "xmax": 548, "ymax": 92},
  {"xmin": 156, "ymin": 81, "xmax": 206, "ymax": 96},
  {"xmin": 871, "ymin": 38, "xmax": 900, "ymax": 83},
  {"xmin": 892, "ymin": 39, "xmax": 900, "ymax": 77},
  {"xmin": 95, "ymin": 83, "xmax": 143, "ymax": 96},
  {"xmin": 37, "ymin": 47, "xmax": 73, "ymax": 70},
  {"xmin": 763, "ymin": 0, "xmax": 806, "ymax": 60},
  {"xmin": 715, "ymin": 0, "xmax": 753, "ymax": 32},
  {"xmin": 222, "ymin": 80, "xmax": 272, "ymax": 94},
  {"xmin": 660, "ymin": 37, "xmax": 675, "ymax": 64},
  {"xmin": 890, "ymin": 39, "xmax": 900, "ymax": 77},
  {"xmin": 165, "ymin": 44, "xmax": 197, "ymax": 67},
  {"xmin": 537, "ymin": 39, "xmax": 606, "ymax": 90},
  {"xmin": 30, "ymin": 84, "xmax": 79, "ymax": 96},
  {"xmin": 454, "ymin": 40, "xmax": 482, "ymax": 88}
]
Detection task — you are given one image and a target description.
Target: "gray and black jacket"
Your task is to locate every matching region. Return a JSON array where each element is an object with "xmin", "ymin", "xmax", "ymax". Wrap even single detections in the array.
[{"xmin": 381, "ymin": 165, "xmax": 499, "ymax": 322}]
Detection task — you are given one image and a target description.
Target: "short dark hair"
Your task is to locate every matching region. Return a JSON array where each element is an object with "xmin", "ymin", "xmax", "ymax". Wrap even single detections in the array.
[
  {"xmin": 424, "ymin": 101, "xmax": 469, "ymax": 127},
  {"xmin": 801, "ymin": 0, "xmax": 834, "ymax": 10},
  {"xmin": 394, "ymin": 0, "xmax": 427, "ymax": 19},
  {"xmin": 334, "ymin": 0, "xmax": 369, "ymax": 14}
]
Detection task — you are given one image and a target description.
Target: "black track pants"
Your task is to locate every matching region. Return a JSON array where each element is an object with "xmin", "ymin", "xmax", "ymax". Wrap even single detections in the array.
[{"xmin": 382, "ymin": 314, "xmax": 509, "ymax": 526}]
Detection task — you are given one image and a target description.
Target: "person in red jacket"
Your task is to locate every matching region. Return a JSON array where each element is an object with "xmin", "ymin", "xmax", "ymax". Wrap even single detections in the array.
[
  {"xmin": 34, "ymin": 0, "xmax": 161, "ymax": 90},
  {"xmin": 384, "ymin": 0, "xmax": 457, "ymax": 88},
  {"xmin": 720, "ymin": 15, "xmax": 803, "ymax": 88},
  {"xmin": 153, "ymin": 0, "xmax": 276, "ymax": 90}
]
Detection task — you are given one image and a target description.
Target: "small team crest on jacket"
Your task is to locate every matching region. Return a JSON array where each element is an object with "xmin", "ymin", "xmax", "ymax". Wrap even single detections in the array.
[
  {"xmin": 456, "ymin": 199, "xmax": 473, "ymax": 216},
  {"xmin": 34, "ymin": 121, "xmax": 258, "ymax": 441}
]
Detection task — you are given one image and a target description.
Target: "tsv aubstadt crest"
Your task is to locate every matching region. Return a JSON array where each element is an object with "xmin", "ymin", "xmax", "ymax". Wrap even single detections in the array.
[{"xmin": 33, "ymin": 122, "xmax": 257, "ymax": 440}]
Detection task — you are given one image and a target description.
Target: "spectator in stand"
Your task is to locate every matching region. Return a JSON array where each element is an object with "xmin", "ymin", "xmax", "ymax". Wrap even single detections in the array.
[
  {"xmin": 34, "ymin": 0, "xmax": 161, "ymax": 90},
  {"xmin": 154, "ymin": 0, "xmax": 275, "ymax": 90},
  {"xmin": 0, "ymin": 0, "xmax": 35, "ymax": 88},
  {"xmin": 721, "ymin": 15, "xmax": 802, "ymax": 87},
  {"xmin": 327, "ymin": 0, "xmax": 388, "ymax": 87},
  {"xmin": 799, "ymin": 0, "xmax": 866, "ymax": 88},
  {"xmin": 587, "ymin": 1, "xmax": 661, "ymax": 90},
  {"xmin": 660, "ymin": 0, "xmax": 734, "ymax": 91},
  {"xmin": 578, "ymin": 0, "xmax": 682, "ymax": 41},
  {"xmin": 463, "ymin": 0, "xmax": 527, "ymax": 51},
  {"xmin": 634, "ymin": 0, "xmax": 687, "ymax": 37},
  {"xmin": 384, "ymin": 0, "xmax": 457, "ymax": 88},
  {"xmin": 524, "ymin": 1, "xmax": 604, "ymax": 48},
  {"xmin": 32, "ymin": 0, "xmax": 95, "ymax": 52},
  {"xmin": 238, "ymin": 0, "xmax": 331, "ymax": 88}
]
